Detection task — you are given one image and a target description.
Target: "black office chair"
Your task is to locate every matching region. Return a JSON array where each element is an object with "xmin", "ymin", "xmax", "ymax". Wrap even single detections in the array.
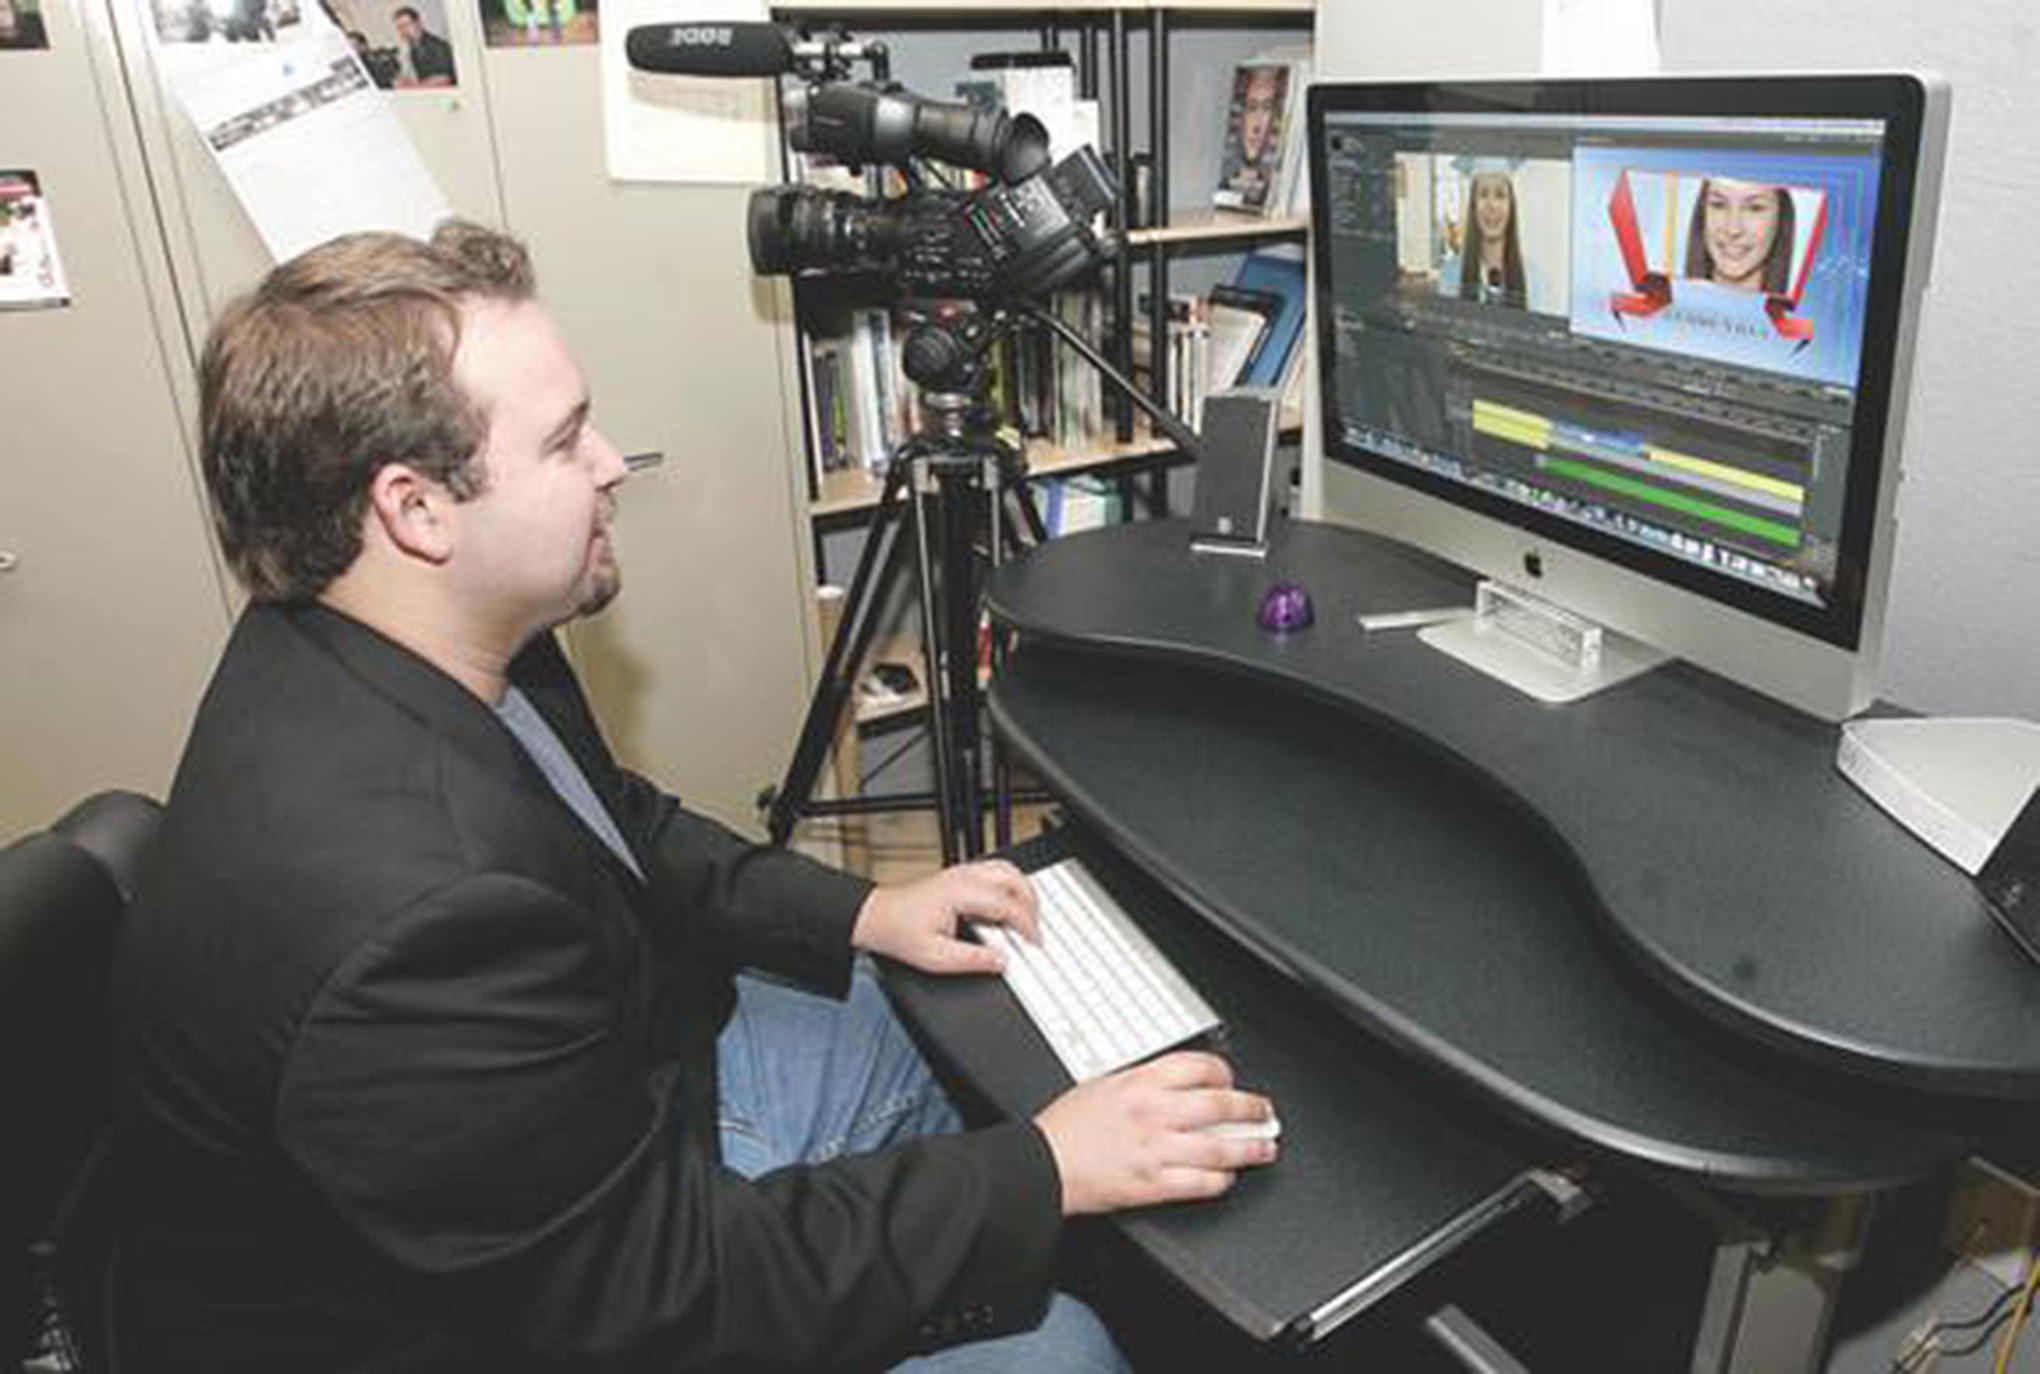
[{"xmin": 2, "ymin": 791, "xmax": 162, "ymax": 1374}]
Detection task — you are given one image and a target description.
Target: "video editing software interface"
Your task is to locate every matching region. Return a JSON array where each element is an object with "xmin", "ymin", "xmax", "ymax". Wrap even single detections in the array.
[{"xmin": 1316, "ymin": 102, "xmax": 1891, "ymax": 634}]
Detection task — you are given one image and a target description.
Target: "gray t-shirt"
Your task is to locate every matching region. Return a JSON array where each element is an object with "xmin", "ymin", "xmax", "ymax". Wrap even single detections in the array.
[{"xmin": 496, "ymin": 685, "xmax": 645, "ymax": 882}]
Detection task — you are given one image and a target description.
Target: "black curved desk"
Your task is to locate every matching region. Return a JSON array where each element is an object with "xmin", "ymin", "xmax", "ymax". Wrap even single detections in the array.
[
  {"xmin": 984, "ymin": 517, "xmax": 2040, "ymax": 1105},
  {"xmin": 881, "ymin": 516, "xmax": 2024, "ymax": 1365}
]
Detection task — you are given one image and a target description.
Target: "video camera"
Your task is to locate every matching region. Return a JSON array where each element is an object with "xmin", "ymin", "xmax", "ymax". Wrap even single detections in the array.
[{"xmin": 624, "ymin": 19, "xmax": 1118, "ymax": 302}]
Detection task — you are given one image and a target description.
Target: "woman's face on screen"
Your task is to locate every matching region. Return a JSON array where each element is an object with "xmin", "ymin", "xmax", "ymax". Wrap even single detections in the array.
[
  {"xmin": 1702, "ymin": 179, "xmax": 1783, "ymax": 290},
  {"xmin": 1472, "ymin": 173, "xmax": 1513, "ymax": 243}
]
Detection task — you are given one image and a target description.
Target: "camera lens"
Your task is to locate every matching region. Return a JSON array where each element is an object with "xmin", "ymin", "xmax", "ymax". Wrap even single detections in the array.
[
  {"xmin": 749, "ymin": 186, "xmax": 918, "ymax": 278},
  {"xmin": 750, "ymin": 186, "xmax": 889, "ymax": 276}
]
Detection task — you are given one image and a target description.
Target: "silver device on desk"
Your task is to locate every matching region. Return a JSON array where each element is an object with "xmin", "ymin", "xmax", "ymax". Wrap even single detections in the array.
[{"xmin": 973, "ymin": 857, "xmax": 1221, "ymax": 1083}]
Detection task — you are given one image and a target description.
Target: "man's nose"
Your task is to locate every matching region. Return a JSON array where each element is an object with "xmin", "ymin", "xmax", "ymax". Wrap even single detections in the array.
[{"xmin": 587, "ymin": 427, "xmax": 629, "ymax": 487}]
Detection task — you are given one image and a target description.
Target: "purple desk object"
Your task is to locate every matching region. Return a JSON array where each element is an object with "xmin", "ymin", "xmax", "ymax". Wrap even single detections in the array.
[{"xmin": 1257, "ymin": 581, "xmax": 1315, "ymax": 634}]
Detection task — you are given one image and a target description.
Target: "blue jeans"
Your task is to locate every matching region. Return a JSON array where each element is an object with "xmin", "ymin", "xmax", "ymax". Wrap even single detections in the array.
[{"xmin": 716, "ymin": 966, "xmax": 1130, "ymax": 1373}]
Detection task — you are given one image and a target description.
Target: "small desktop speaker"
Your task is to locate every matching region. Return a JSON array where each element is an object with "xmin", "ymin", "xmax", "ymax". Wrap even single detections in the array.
[{"xmin": 1190, "ymin": 386, "xmax": 1282, "ymax": 556}]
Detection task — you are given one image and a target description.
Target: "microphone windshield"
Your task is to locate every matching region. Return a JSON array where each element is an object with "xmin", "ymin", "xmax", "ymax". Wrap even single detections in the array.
[{"xmin": 625, "ymin": 21, "xmax": 791, "ymax": 77}]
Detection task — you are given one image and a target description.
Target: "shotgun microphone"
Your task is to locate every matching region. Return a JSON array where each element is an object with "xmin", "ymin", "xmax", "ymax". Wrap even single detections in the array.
[
  {"xmin": 624, "ymin": 21, "xmax": 883, "ymax": 78},
  {"xmin": 624, "ymin": 21, "xmax": 791, "ymax": 76}
]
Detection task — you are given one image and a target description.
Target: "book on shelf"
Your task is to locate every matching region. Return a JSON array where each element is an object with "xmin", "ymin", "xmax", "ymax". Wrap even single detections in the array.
[
  {"xmin": 803, "ymin": 307, "xmax": 915, "ymax": 485},
  {"xmin": 1211, "ymin": 48, "xmax": 1314, "ymax": 219},
  {"xmin": 1205, "ymin": 286, "xmax": 1279, "ymax": 397},
  {"xmin": 1213, "ymin": 60, "xmax": 1299, "ymax": 216},
  {"xmin": 1229, "ymin": 246, "xmax": 1310, "ymax": 410},
  {"xmin": 1031, "ymin": 473, "xmax": 1126, "ymax": 538},
  {"xmin": 1261, "ymin": 46, "xmax": 1314, "ymax": 217},
  {"xmin": 1131, "ymin": 292, "xmax": 1208, "ymax": 432}
]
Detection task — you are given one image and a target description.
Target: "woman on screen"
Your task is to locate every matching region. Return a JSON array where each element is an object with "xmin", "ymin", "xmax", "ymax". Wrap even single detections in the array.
[
  {"xmin": 1457, "ymin": 170, "xmax": 1527, "ymax": 309},
  {"xmin": 1686, "ymin": 177, "xmax": 1796, "ymax": 295}
]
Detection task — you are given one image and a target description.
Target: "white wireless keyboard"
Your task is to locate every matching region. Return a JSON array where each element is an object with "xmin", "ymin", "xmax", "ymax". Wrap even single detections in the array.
[{"xmin": 973, "ymin": 857, "xmax": 1222, "ymax": 1082}]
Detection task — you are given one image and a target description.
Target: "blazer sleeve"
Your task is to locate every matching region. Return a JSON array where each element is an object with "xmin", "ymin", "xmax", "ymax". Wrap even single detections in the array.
[
  {"xmin": 613, "ymin": 769, "xmax": 874, "ymax": 996},
  {"xmin": 276, "ymin": 872, "xmax": 1063, "ymax": 1368}
]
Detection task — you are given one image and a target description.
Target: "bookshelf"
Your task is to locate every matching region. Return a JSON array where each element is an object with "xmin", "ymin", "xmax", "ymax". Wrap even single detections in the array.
[
  {"xmin": 812, "ymin": 405, "xmax": 1303, "ymax": 527},
  {"xmin": 1125, "ymin": 210, "xmax": 1308, "ymax": 247},
  {"xmin": 771, "ymin": 3, "xmax": 1315, "ymax": 540}
]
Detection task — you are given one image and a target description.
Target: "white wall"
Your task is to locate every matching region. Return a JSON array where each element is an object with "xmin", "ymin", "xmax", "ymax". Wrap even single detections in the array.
[{"xmin": 1659, "ymin": 1, "xmax": 2040, "ymax": 714}]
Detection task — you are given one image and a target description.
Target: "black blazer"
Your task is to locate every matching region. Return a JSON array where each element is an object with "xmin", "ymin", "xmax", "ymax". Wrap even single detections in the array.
[{"xmin": 109, "ymin": 603, "xmax": 1061, "ymax": 1372}]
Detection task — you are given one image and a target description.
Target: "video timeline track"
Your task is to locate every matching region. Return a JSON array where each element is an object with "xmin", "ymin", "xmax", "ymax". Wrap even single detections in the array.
[{"xmin": 1349, "ymin": 349, "xmax": 1837, "ymax": 603}]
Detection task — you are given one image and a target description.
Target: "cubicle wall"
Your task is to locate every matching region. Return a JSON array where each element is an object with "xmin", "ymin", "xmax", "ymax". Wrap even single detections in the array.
[
  {"xmin": 0, "ymin": 0, "xmax": 233, "ymax": 840},
  {"xmin": 1, "ymin": 0, "xmax": 819, "ymax": 837}
]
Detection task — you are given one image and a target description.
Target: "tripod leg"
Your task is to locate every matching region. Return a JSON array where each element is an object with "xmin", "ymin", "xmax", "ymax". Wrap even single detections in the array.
[
  {"xmin": 907, "ymin": 461, "xmax": 967, "ymax": 866},
  {"xmin": 938, "ymin": 461, "xmax": 988, "ymax": 860},
  {"xmin": 1000, "ymin": 479, "xmax": 1048, "ymax": 553},
  {"xmin": 767, "ymin": 459, "xmax": 914, "ymax": 847}
]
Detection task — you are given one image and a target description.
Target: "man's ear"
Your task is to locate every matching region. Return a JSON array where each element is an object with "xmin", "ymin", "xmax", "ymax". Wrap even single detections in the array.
[{"xmin": 365, "ymin": 461, "xmax": 455, "ymax": 566}]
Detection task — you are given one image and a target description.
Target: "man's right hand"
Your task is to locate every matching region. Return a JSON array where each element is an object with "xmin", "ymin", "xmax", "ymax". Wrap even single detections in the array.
[{"xmin": 1032, "ymin": 1051, "xmax": 1277, "ymax": 1216}]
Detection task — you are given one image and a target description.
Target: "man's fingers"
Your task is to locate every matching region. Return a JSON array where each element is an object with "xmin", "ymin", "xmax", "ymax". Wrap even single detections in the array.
[
  {"xmin": 926, "ymin": 934, "xmax": 1005, "ymax": 976},
  {"xmin": 1136, "ymin": 1050, "xmax": 1236, "ymax": 1090},
  {"xmin": 1149, "ymin": 1165, "xmax": 1238, "ymax": 1202},
  {"xmin": 956, "ymin": 862, "xmax": 1040, "ymax": 943},
  {"xmin": 1166, "ymin": 1088, "xmax": 1274, "ymax": 1132}
]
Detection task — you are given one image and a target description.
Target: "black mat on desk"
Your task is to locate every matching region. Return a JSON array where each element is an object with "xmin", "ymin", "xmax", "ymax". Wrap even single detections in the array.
[
  {"xmin": 881, "ymin": 830, "xmax": 1541, "ymax": 1345},
  {"xmin": 988, "ymin": 646, "xmax": 1971, "ymax": 1189}
]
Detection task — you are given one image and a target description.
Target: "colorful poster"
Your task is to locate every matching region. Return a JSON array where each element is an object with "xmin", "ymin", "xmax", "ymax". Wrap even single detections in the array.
[
  {"xmin": 481, "ymin": 0, "xmax": 595, "ymax": 48},
  {"xmin": 0, "ymin": 0, "xmax": 49, "ymax": 49},
  {"xmin": 0, "ymin": 171, "xmax": 71, "ymax": 310}
]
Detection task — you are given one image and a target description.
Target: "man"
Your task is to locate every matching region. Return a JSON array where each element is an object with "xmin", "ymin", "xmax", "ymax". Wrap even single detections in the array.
[
  {"xmin": 108, "ymin": 221, "xmax": 1276, "ymax": 1371},
  {"xmin": 392, "ymin": 4, "xmax": 455, "ymax": 86},
  {"xmin": 350, "ymin": 28, "xmax": 400, "ymax": 88}
]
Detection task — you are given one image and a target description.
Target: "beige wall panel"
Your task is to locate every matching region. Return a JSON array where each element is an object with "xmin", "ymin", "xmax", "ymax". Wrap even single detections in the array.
[
  {"xmin": 0, "ymin": 0, "xmax": 232, "ymax": 839},
  {"xmin": 482, "ymin": 47, "xmax": 817, "ymax": 833}
]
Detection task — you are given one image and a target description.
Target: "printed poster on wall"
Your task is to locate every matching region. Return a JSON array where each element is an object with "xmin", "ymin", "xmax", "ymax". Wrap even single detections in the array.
[
  {"xmin": 0, "ymin": 171, "xmax": 72, "ymax": 310},
  {"xmin": 320, "ymin": 0, "xmax": 461, "ymax": 89},
  {"xmin": 154, "ymin": 10, "xmax": 449, "ymax": 260}
]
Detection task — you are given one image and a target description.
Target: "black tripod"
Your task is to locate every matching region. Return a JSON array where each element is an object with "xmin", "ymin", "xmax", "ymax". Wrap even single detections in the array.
[
  {"xmin": 765, "ymin": 305, "xmax": 1047, "ymax": 865},
  {"xmin": 763, "ymin": 301, "xmax": 1207, "ymax": 864}
]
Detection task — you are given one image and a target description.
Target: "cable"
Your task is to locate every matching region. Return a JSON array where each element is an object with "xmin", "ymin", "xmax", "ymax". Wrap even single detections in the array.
[
  {"xmin": 1994, "ymin": 1253, "xmax": 2040, "ymax": 1374},
  {"xmin": 1943, "ymin": 1277, "xmax": 2025, "ymax": 1334},
  {"xmin": 1943, "ymin": 1313, "xmax": 2016, "ymax": 1360},
  {"xmin": 1890, "ymin": 1260, "xmax": 2036, "ymax": 1371}
]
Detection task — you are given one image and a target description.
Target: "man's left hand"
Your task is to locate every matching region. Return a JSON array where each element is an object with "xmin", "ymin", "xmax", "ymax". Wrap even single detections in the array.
[{"xmin": 851, "ymin": 859, "xmax": 1040, "ymax": 976}]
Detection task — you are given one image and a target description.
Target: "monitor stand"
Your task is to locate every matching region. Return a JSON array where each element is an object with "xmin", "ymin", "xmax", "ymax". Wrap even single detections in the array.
[{"xmin": 1417, "ymin": 579, "xmax": 1666, "ymax": 706}]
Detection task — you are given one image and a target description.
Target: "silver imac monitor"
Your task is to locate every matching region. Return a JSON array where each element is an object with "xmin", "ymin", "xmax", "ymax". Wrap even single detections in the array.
[{"xmin": 1306, "ymin": 74, "xmax": 1948, "ymax": 719}]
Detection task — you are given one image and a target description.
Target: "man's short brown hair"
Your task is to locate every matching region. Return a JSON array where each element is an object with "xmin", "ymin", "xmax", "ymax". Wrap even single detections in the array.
[{"xmin": 200, "ymin": 219, "xmax": 534, "ymax": 602}]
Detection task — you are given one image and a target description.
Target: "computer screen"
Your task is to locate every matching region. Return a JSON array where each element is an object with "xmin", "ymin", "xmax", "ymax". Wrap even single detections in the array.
[{"xmin": 1307, "ymin": 75, "xmax": 1947, "ymax": 718}]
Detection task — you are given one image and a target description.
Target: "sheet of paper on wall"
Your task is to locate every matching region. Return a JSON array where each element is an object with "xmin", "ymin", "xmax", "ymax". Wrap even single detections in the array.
[
  {"xmin": 601, "ymin": 0, "xmax": 776, "ymax": 184},
  {"xmin": 160, "ymin": 20, "xmax": 449, "ymax": 261},
  {"xmin": 1541, "ymin": 0, "xmax": 1660, "ymax": 75},
  {"xmin": 0, "ymin": 170, "xmax": 71, "ymax": 310}
]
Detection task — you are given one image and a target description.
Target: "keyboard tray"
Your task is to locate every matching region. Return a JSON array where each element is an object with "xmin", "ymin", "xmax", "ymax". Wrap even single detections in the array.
[{"xmin": 880, "ymin": 828, "xmax": 1548, "ymax": 1344}]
